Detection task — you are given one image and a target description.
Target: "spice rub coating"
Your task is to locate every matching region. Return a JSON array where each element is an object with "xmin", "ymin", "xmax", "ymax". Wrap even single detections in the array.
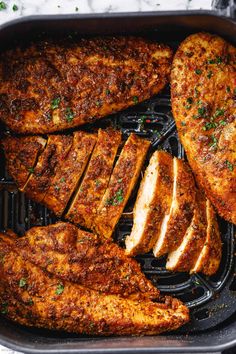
[
  {"xmin": 0, "ymin": 37, "xmax": 173, "ymax": 133},
  {"xmin": 66, "ymin": 129, "xmax": 121, "ymax": 228},
  {"xmin": 171, "ymin": 32, "xmax": 236, "ymax": 224},
  {"xmin": 93, "ymin": 133, "xmax": 150, "ymax": 238}
]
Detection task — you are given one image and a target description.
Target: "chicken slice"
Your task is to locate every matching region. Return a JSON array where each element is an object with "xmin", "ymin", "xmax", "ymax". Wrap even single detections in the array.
[
  {"xmin": 153, "ymin": 157, "xmax": 196, "ymax": 257},
  {"xmin": 0, "ymin": 236, "xmax": 189, "ymax": 336},
  {"xmin": 22, "ymin": 135, "xmax": 72, "ymax": 203},
  {"xmin": 14, "ymin": 222, "xmax": 159, "ymax": 300},
  {"xmin": 166, "ymin": 192, "xmax": 207, "ymax": 272},
  {"xmin": 191, "ymin": 200, "xmax": 222, "ymax": 275},
  {"xmin": 43, "ymin": 132, "xmax": 97, "ymax": 216},
  {"xmin": 125, "ymin": 150, "xmax": 173, "ymax": 256},
  {"xmin": 93, "ymin": 133, "xmax": 150, "ymax": 239},
  {"xmin": 66, "ymin": 129, "xmax": 121, "ymax": 229},
  {"xmin": 1, "ymin": 136, "xmax": 46, "ymax": 189}
]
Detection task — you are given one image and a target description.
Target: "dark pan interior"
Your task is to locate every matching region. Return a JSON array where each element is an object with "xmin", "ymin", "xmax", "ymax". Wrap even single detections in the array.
[{"xmin": 0, "ymin": 12, "xmax": 236, "ymax": 353}]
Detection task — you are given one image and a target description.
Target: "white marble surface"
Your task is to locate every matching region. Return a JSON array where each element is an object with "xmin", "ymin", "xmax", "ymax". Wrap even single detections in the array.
[{"xmin": 0, "ymin": 0, "xmax": 213, "ymax": 353}]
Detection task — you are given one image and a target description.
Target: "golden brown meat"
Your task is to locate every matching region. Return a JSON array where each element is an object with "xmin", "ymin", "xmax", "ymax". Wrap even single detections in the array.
[
  {"xmin": 14, "ymin": 222, "xmax": 159, "ymax": 299},
  {"xmin": 0, "ymin": 37, "xmax": 173, "ymax": 134},
  {"xmin": 23, "ymin": 135, "xmax": 72, "ymax": 202},
  {"xmin": 125, "ymin": 151, "xmax": 173, "ymax": 256},
  {"xmin": 66, "ymin": 129, "xmax": 121, "ymax": 228},
  {"xmin": 43, "ymin": 132, "xmax": 97, "ymax": 216},
  {"xmin": 171, "ymin": 32, "xmax": 236, "ymax": 224},
  {"xmin": 0, "ymin": 231, "xmax": 189, "ymax": 336},
  {"xmin": 93, "ymin": 133, "xmax": 150, "ymax": 238},
  {"xmin": 1, "ymin": 136, "xmax": 46, "ymax": 189}
]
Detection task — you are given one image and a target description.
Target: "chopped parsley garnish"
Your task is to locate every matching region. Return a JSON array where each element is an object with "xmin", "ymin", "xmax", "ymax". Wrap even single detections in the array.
[
  {"xmin": 106, "ymin": 188, "xmax": 124, "ymax": 206},
  {"xmin": 19, "ymin": 278, "xmax": 27, "ymax": 288},
  {"xmin": 214, "ymin": 108, "xmax": 225, "ymax": 117},
  {"xmin": 95, "ymin": 179, "xmax": 101, "ymax": 187},
  {"xmin": 197, "ymin": 106, "xmax": 207, "ymax": 118},
  {"xmin": 181, "ymin": 121, "xmax": 186, "ymax": 126},
  {"xmin": 105, "ymin": 89, "xmax": 111, "ymax": 95},
  {"xmin": 219, "ymin": 120, "xmax": 227, "ymax": 126},
  {"xmin": 65, "ymin": 107, "xmax": 74, "ymax": 122},
  {"xmin": 208, "ymin": 59, "xmax": 215, "ymax": 64},
  {"xmin": 0, "ymin": 2, "xmax": 6, "ymax": 10},
  {"xmin": 225, "ymin": 160, "xmax": 234, "ymax": 171},
  {"xmin": 51, "ymin": 97, "xmax": 60, "ymax": 110},
  {"xmin": 226, "ymin": 86, "xmax": 231, "ymax": 93},
  {"xmin": 209, "ymin": 135, "xmax": 218, "ymax": 148},
  {"xmin": 207, "ymin": 71, "xmax": 213, "ymax": 79},
  {"xmin": 27, "ymin": 299, "xmax": 34, "ymax": 306},
  {"xmin": 95, "ymin": 100, "xmax": 102, "ymax": 107},
  {"xmin": 54, "ymin": 185, "xmax": 60, "ymax": 191},
  {"xmin": 187, "ymin": 97, "xmax": 193, "ymax": 104},
  {"xmin": 55, "ymin": 283, "xmax": 64, "ymax": 295},
  {"xmin": 133, "ymin": 96, "xmax": 139, "ymax": 104},
  {"xmin": 60, "ymin": 177, "xmax": 65, "ymax": 183},
  {"xmin": 12, "ymin": 4, "xmax": 18, "ymax": 11},
  {"xmin": 195, "ymin": 69, "xmax": 202, "ymax": 75},
  {"xmin": 207, "ymin": 56, "xmax": 223, "ymax": 64},
  {"xmin": 1, "ymin": 302, "xmax": 8, "ymax": 315},
  {"xmin": 140, "ymin": 115, "xmax": 146, "ymax": 124},
  {"xmin": 203, "ymin": 121, "xmax": 218, "ymax": 131},
  {"xmin": 28, "ymin": 167, "xmax": 34, "ymax": 174}
]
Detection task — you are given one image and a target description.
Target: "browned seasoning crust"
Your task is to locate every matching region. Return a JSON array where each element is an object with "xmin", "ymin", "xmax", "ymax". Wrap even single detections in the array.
[
  {"xmin": 93, "ymin": 133, "xmax": 150, "ymax": 238},
  {"xmin": 1, "ymin": 136, "xmax": 46, "ymax": 189},
  {"xmin": 191, "ymin": 200, "xmax": 222, "ymax": 275},
  {"xmin": 171, "ymin": 32, "xmax": 236, "ymax": 224},
  {"xmin": 43, "ymin": 132, "xmax": 97, "ymax": 216},
  {"xmin": 66, "ymin": 129, "xmax": 121, "ymax": 228},
  {"xmin": 0, "ymin": 37, "xmax": 173, "ymax": 134},
  {"xmin": 0, "ymin": 231, "xmax": 189, "ymax": 336},
  {"xmin": 14, "ymin": 222, "xmax": 159, "ymax": 300}
]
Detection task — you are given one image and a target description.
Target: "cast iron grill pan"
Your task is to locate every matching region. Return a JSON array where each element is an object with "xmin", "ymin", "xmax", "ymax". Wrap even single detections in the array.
[{"xmin": 0, "ymin": 39, "xmax": 235, "ymax": 336}]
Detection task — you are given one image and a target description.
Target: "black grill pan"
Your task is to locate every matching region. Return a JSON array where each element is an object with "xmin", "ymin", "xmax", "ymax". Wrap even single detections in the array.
[{"xmin": 0, "ymin": 4, "xmax": 236, "ymax": 353}]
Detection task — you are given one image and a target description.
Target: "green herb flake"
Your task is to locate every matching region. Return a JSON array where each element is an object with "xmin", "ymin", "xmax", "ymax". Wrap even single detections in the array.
[
  {"xmin": 225, "ymin": 160, "xmax": 234, "ymax": 172},
  {"xmin": 51, "ymin": 97, "xmax": 61, "ymax": 110},
  {"xmin": 181, "ymin": 121, "xmax": 186, "ymax": 126},
  {"xmin": 106, "ymin": 188, "xmax": 124, "ymax": 206},
  {"xmin": 219, "ymin": 120, "xmax": 227, "ymax": 126},
  {"xmin": 65, "ymin": 107, "xmax": 74, "ymax": 122},
  {"xmin": 95, "ymin": 179, "xmax": 101, "ymax": 187},
  {"xmin": 27, "ymin": 299, "xmax": 34, "ymax": 306},
  {"xmin": 207, "ymin": 71, "xmax": 213, "ymax": 79},
  {"xmin": 95, "ymin": 100, "xmax": 101, "ymax": 107},
  {"xmin": 209, "ymin": 135, "xmax": 218, "ymax": 149},
  {"xmin": 75, "ymin": 6, "xmax": 79, "ymax": 11},
  {"xmin": 55, "ymin": 283, "xmax": 64, "ymax": 295},
  {"xmin": 0, "ymin": 252, "xmax": 5, "ymax": 264},
  {"xmin": 12, "ymin": 4, "xmax": 18, "ymax": 11},
  {"xmin": 133, "ymin": 96, "xmax": 139, "ymax": 104},
  {"xmin": 216, "ymin": 56, "xmax": 223, "ymax": 64},
  {"xmin": 54, "ymin": 185, "xmax": 60, "ymax": 191},
  {"xmin": 60, "ymin": 177, "xmax": 65, "ymax": 183},
  {"xmin": 186, "ymin": 97, "xmax": 193, "ymax": 104},
  {"xmin": 1, "ymin": 302, "xmax": 8, "ymax": 315},
  {"xmin": 105, "ymin": 89, "xmax": 111, "ymax": 95},
  {"xmin": 203, "ymin": 121, "xmax": 218, "ymax": 131},
  {"xmin": 214, "ymin": 108, "xmax": 225, "ymax": 117},
  {"xmin": 28, "ymin": 167, "xmax": 34, "ymax": 174},
  {"xmin": 198, "ymin": 106, "xmax": 207, "ymax": 117},
  {"xmin": 226, "ymin": 86, "xmax": 231, "ymax": 93},
  {"xmin": 208, "ymin": 58, "xmax": 215, "ymax": 64},
  {"xmin": 19, "ymin": 278, "xmax": 27, "ymax": 288},
  {"xmin": 195, "ymin": 69, "xmax": 202, "ymax": 75},
  {"xmin": 194, "ymin": 87, "xmax": 200, "ymax": 97},
  {"xmin": 0, "ymin": 2, "xmax": 6, "ymax": 10}
]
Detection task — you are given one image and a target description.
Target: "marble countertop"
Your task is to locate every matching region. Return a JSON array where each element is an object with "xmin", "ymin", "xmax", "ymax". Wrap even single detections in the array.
[{"xmin": 0, "ymin": 0, "xmax": 218, "ymax": 353}]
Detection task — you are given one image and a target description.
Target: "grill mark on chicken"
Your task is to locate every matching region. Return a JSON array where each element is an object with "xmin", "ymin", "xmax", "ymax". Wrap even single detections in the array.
[
  {"xmin": 43, "ymin": 132, "xmax": 97, "ymax": 216},
  {"xmin": 66, "ymin": 129, "xmax": 121, "ymax": 229},
  {"xmin": 93, "ymin": 133, "xmax": 150, "ymax": 239},
  {"xmin": 0, "ymin": 37, "xmax": 173, "ymax": 133},
  {"xmin": 171, "ymin": 32, "xmax": 236, "ymax": 224},
  {"xmin": 125, "ymin": 151, "xmax": 173, "ymax": 256}
]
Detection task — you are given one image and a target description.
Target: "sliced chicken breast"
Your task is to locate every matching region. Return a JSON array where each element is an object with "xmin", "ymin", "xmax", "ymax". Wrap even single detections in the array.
[
  {"xmin": 93, "ymin": 133, "xmax": 150, "ymax": 239},
  {"xmin": 153, "ymin": 157, "xmax": 196, "ymax": 257},
  {"xmin": 66, "ymin": 129, "xmax": 121, "ymax": 228},
  {"xmin": 1, "ymin": 136, "xmax": 46, "ymax": 189},
  {"xmin": 125, "ymin": 151, "xmax": 173, "ymax": 256},
  {"xmin": 191, "ymin": 200, "xmax": 222, "ymax": 275},
  {"xmin": 166, "ymin": 191, "xmax": 207, "ymax": 272},
  {"xmin": 43, "ymin": 132, "xmax": 97, "ymax": 216},
  {"xmin": 22, "ymin": 135, "xmax": 72, "ymax": 203}
]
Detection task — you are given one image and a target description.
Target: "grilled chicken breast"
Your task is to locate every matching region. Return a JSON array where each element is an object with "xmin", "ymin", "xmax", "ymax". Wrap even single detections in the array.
[
  {"xmin": 14, "ymin": 222, "xmax": 159, "ymax": 300},
  {"xmin": 191, "ymin": 200, "xmax": 222, "ymax": 275},
  {"xmin": 1, "ymin": 136, "xmax": 46, "ymax": 189},
  {"xmin": 43, "ymin": 132, "xmax": 97, "ymax": 216},
  {"xmin": 171, "ymin": 32, "xmax": 236, "ymax": 224},
  {"xmin": 126, "ymin": 150, "xmax": 173, "ymax": 256},
  {"xmin": 0, "ymin": 229, "xmax": 189, "ymax": 336},
  {"xmin": 0, "ymin": 37, "xmax": 172, "ymax": 134},
  {"xmin": 153, "ymin": 157, "xmax": 196, "ymax": 257},
  {"xmin": 93, "ymin": 133, "xmax": 150, "ymax": 238},
  {"xmin": 23, "ymin": 135, "xmax": 72, "ymax": 203},
  {"xmin": 66, "ymin": 129, "xmax": 121, "ymax": 229}
]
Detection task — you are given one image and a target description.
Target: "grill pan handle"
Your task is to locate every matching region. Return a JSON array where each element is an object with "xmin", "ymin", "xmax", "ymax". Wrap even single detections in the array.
[{"xmin": 212, "ymin": 0, "xmax": 236, "ymax": 19}]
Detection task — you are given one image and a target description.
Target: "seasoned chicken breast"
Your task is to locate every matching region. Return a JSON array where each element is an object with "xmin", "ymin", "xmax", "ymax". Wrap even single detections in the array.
[
  {"xmin": 171, "ymin": 32, "xmax": 236, "ymax": 224},
  {"xmin": 22, "ymin": 135, "xmax": 72, "ymax": 203},
  {"xmin": 14, "ymin": 222, "xmax": 159, "ymax": 300},
  {"xmin": 153, "ymin": 157, "xmax": 196, "ymax": 257},
  {"xmin": 0, "ymin": 231, "xmax": 189, "ymax": 336},
  {"xmin": 43, "ymin": 132, "xmax": 97, "ymax": 216},
  {"xmin": 0, "ymin": 37, "xmax": 172, "ymax": 133},
  {"xmin": 1, "ymin": 136, "xmax": 46, "ymax": 188},
  {"xmin": 191, "ymin": 200, "xmax": 222, "ymax": 275},
  {"xmin": 126, "ymin": 150, "xmax": 173, "ymax": 256},
  {"xmin": 166, "ymin": 192, "xmax": 207, "ymax": 272},
  {"xmin": 93, "ymin": 133, "xmax": 150, "ymax": 239},
  {"xmin": 66, "ymin": 129, "xmax": 121, "ymax": 228}
]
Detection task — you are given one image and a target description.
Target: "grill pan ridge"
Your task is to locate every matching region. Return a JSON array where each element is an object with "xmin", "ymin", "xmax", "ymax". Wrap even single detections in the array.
[{"xmin": 0, "ymin": 7, "xmax": 236, "ymax": 354}]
